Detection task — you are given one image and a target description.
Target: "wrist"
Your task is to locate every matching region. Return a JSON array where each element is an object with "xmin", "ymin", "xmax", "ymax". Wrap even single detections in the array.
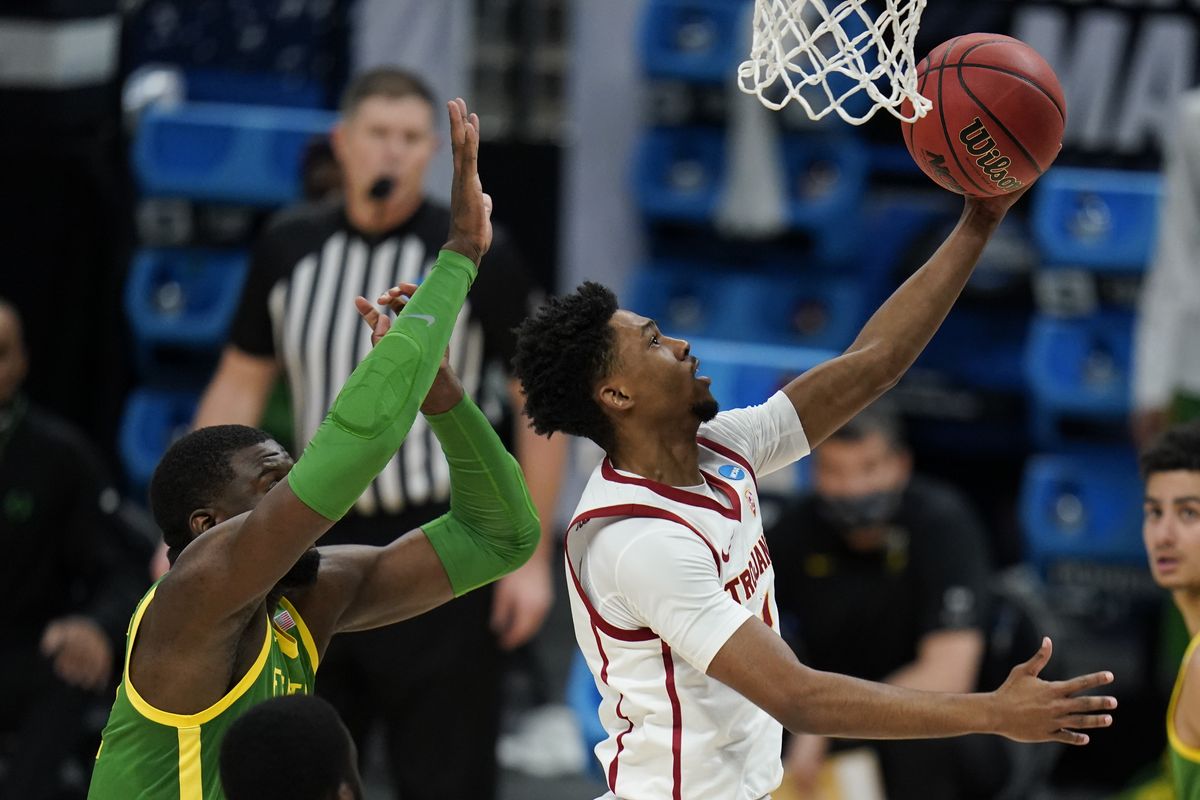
[
  {"xmin": 441, "ymin": 240, "xmax": 484, "ymax": 268},
  {"xmin": 960, "ymin": 199, "xmax": 1008, "ymax": 231},
  {"xmin": 421, "ymin": 376, "xmax": 465, "ymax": 416},
  {"xmin": 971, "ymin": 691, "xmax": 1002, "ymax": 736}
]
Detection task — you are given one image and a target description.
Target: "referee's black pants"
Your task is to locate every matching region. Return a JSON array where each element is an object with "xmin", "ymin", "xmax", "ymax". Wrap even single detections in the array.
[{"xmin": 315, "ymin": 507, "xmax": 502, "ymax": 800}]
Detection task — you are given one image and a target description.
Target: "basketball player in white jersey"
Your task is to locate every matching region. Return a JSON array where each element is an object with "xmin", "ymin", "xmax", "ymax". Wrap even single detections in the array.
[{"xmin": 512, "ymin": 190, "xmax": 1117, "ymax": 800}]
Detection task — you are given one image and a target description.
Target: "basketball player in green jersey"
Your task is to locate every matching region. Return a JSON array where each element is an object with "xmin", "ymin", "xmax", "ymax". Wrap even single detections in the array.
[
  {"xmin": 88, "ymin": 99, "xmax": 539, "ymax": 799},
  {"xmin": 1141, "ymin": 420, "xmax": 1200, "ymax": 798}
]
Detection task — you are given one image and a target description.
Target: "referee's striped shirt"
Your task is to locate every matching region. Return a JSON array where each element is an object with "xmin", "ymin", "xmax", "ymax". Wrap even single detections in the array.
[{"xmin": 229, "ymin": 199, "xmax": 535, "ymax": 519}]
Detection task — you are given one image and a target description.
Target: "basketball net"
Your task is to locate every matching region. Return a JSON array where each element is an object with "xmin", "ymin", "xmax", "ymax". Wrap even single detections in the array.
[{"xmin": 737, "ymin": 0, "xmax": 932, "ymax": 125}]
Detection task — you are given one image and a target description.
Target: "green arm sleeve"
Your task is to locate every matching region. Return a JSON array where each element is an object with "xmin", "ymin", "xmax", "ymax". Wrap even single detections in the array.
[
  {"xmin": 287, "ymin": 249, "xmax": 477, "ymax": 521},
  {"xmin": 422, "ymin": 396, "xmax": 540, "ymax": 596}
]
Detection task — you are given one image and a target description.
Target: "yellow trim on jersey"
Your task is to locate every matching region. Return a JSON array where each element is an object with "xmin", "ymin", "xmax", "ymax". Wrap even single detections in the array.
[
  {"xmin": 122, "ymin": 586, "xmax": 274, "ymax": 729},
  {"xmin": 272, "ymin": 627, "xmax": 299, "ymax": 659},
  {"xmin": 177, "ymin": 726, "xmax": 202, "ymax": 800},
  {"xmin": 279, "ymin": 597, "xmax": 319, "ymax": 671},
  {"xmin": 1168, "ymin": 631, "xmax": 1200, "ymax": 764}
]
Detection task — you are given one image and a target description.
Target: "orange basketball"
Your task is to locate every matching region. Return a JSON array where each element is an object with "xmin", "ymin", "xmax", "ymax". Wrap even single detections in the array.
[{"xmin": 900, "ymin": 33, "xmax": 1067, "ymax": 197}]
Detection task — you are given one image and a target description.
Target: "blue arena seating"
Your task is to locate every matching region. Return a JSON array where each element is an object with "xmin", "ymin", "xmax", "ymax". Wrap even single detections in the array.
[
  {"xmin": 1024, "ymin": 311, "xmax": 1132, "ymax": 445},
  {"xmin": 736, "ymin": 272, "xmax": 863, "ymax": 351},
  {"xmin": 119, "ymin": 389, "xmax": 201, "ymax": 493},
  {"xmin": 133, "ymin": 103, "xmax": 337, "ymax": 205},
  {"xmin": 1019, "ymin": 449, "xmax": 1145, "ymax": 574},
  {"xmin": 639, "ymin": 0, "xmax": 745, "ymax": 83},
  {"xmin": 124, "ymin": 248, "xmax": 249, "ymax": 375},
  {"xmin": 1031, "ymin": 168, "xmax": 1161, "ymax": 271},
  {"xmin": 634, "ymin": 126, "xmax": 727, "ymax": 221}
]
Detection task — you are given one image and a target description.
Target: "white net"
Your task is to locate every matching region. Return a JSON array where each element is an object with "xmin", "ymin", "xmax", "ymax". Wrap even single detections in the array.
[{"xmin": 737, "ymin": 0, "xmax": 932, "ymax": 125}]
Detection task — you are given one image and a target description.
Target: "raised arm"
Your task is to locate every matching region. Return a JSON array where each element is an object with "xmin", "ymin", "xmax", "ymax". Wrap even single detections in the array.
[
  {"xmin": 708, "ymin": 615, "xmax": 1114, "ymax": 744},
  {"xmin": 784, "ymin": 191, "xmax": 1026, "ymax": 448},
  {"xmin": 162, "ymin": 99, "xmax": 492, "ymax": 622},
  {"xmin": 290, "ymin": 287, "xmax": 539, "ymax": 653}
]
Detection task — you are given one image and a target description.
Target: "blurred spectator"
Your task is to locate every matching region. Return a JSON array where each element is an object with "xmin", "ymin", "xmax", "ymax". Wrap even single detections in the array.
[
  {"xmin": 192, "ymin": 68, "xmax": 567, "ymax": 800},
  {"xmin": 0, "ymin": 300, "xmax": 147, "ymax": 799},
  {"xmin": 220, "ymin": 695, "xmax": 363, "ymax": 800},
  {"xmin": 766, "ymin": 402, "xmax": 999, "ymax": 800},
  {"xmin": 1133, "ymin": 88, "xmax": 1200, "ymax": 447}
]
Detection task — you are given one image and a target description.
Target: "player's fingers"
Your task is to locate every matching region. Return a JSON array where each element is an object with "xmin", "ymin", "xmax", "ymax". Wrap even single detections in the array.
[
  {"xmin": 354, "ymin": 296, "xmax": 380, "ymax": 328},
  {"xmin": 1050, "ymin": 729, "xmax": 1090, "ymax": 746},
  {"xmin": 1020, "ymin": 637, "xmax": 1052, "ymax": 677},
  {"xmin": 483, "ymin": 193, "xmax": 494, "ymax": 218},
  {"xmin": 1057, "ymin": 713, "xmax": 1113, "ymax": 730},
  {"xmin": 1057, "ymin": 671, "xmax": 1115, "ymax": 696},
  {"xmin": 1059, "ymin": 695, "xmax": 1117, "ymax": 716}
]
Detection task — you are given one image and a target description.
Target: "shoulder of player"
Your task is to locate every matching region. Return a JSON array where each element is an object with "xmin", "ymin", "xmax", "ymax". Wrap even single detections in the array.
[
  {"xmin": 1176, "ymin": 638, "xmax": 1200, "ymax": 747},
  {"xmin": 581, "ymin": 515, "xmax": 716, "ymax": 571}
]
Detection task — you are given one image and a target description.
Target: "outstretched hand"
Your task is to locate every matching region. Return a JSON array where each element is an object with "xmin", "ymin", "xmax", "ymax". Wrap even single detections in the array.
[
  {"xmin": 990, "ymin": 637, "xmax": 1116, "ymax": 745},
  {"xmin": 444, "ymin": 97, "xmax": 493, "ymax": 265},
  {"xmin": 354, "ymin": 285, "xmax": 464, "ymax": 414}
]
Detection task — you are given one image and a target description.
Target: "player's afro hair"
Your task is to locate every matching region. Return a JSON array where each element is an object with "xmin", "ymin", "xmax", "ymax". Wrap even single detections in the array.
[
  {"xmin": 512, "ymin": 281, "xmax": 620, "ymax": 452},
  {"xmin": 220, "ymin": 695, "xmax": 358, "ymax": 800},
  {"xmin": 1141, "ymin": 419, "xmax": 1200, "ymax": 479},
  {"xmin": 150, "ymin": 425, "xmax": 271, "ymax": 564}
]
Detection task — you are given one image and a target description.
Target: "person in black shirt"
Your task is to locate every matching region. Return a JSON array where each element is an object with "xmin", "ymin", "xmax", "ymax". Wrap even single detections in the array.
[
  {"xmin": 194, "ymin": 69, "xmax": 567, "ymax": 799},
  {"xmin": 0, "ymin": 299, "xmax": 147, "ymax": 799},
  {"xmin": 767, "ymin": 402, "xmax": 997, "ymax": 800}
]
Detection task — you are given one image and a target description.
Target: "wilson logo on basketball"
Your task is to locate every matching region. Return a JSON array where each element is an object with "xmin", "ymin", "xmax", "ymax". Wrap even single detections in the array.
[{"xmin": 958, "ymin": 118, "xmax": 1023, "ymax": 191}]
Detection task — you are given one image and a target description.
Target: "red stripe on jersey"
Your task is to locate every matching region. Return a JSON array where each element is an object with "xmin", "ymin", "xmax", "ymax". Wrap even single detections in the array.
[
  {"xmin": 697, "ymin": 436, "xmax": 758, "ymax": 490},
  {"xmin": 609, "ymin": 694, "xmax": 635, "ymax": 793},
  {"xmin": 601, "ymin": 459, "xmax": 741, "ymax": 520},
  {"xmin": 661, "ymin": 642, "xmax": 684, "ymax": 800},
  {"xmin": 564, "ymin": 525, "xmax": 658, "ymax": 642},
  {"xmin": 762, "ymin": 590, "xmax": 774, "ymax": 629},
  {"xmin": 568, "ymin": 503, "xmax": 723, "ymax": 575}
]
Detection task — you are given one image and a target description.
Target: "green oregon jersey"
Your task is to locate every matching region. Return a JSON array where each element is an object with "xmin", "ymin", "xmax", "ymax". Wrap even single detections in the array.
[
  {"xmin": 88, "ymin": 585, "xmax": 318, "ymax": 800},
  {"xmin": 1169, "ymin": 631, "xmax": 1200, "ymax": 799}
]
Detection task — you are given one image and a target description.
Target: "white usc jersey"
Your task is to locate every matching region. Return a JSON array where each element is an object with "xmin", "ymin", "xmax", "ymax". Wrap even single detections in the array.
[{"xmin": 566, "ymin": 392, "xmax": 810, "ymax": 800}]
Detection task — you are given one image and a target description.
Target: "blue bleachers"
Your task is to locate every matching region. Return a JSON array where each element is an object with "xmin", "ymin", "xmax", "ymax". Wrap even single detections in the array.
[
  {"xmin": 1019, "ymin": 449, "xmax": 1145, "ymax": 575},
  {"xmin": 634, "ymin": 126, "xmax": 726, "ymax": 221},
  {"xmin": 119, "ymin": 389, "xmax": 202, "ymax": 493},
  {"xmin": 133, "ymin": 103, "xmax": 337, "ymax": 205},
  {"xmin": 1031, "ymin": 168, "xmax": 1161, "ymax": 270},
  {"xmin": 1025, "ymin": 311, "xmax": 1132, "ymax": 444},
  {"xmin": 124, "ymin": 247, "xmax": 249, "ymax": 353},
  {"xmin": 639, "ymin": 0, "xmax": 745, "ymax": 83}
]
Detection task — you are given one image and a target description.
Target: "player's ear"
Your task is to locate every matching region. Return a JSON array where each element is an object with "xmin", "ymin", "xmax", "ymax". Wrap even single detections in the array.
[
  {"xmin": 597, "ymin": 381, "xmax": 632, "ymax": 414},
  {"xmin": 188, "ymin": 508, "xmax": 218, "ymax": 537}
]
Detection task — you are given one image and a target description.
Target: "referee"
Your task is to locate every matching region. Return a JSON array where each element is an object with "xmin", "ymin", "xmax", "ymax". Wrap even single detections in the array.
[{"xmin": 194, "ymin": 69, "xmax": 566, "ymax": 800}]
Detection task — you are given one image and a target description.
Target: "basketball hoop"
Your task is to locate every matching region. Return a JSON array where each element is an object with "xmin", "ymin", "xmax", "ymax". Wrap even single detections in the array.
[{"xmin": 737, "ymin": 0, "xmax": 932, "ymax": 125}]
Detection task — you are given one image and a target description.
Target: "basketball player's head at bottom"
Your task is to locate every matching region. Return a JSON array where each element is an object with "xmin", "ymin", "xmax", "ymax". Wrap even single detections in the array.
[
  {"xmin": 1141, "ymin": 420, "xmax": 1200, "ymax": 594},
  {"xmin": 220, "ymin": 694, "xmax": 363, "ymax": 800},
  {"xmin": 149, "ymin": 425, "xmax": 320, "ymax": 589},
  {"xmin": 513, "ymin": 281, "xmax": 719, "ymax": 455}
]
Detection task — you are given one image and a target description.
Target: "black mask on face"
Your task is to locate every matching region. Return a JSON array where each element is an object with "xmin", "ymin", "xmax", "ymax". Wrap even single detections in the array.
[{"xmin": 815, "ymin": 489, "xmax": 903, "ymax": 532}]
